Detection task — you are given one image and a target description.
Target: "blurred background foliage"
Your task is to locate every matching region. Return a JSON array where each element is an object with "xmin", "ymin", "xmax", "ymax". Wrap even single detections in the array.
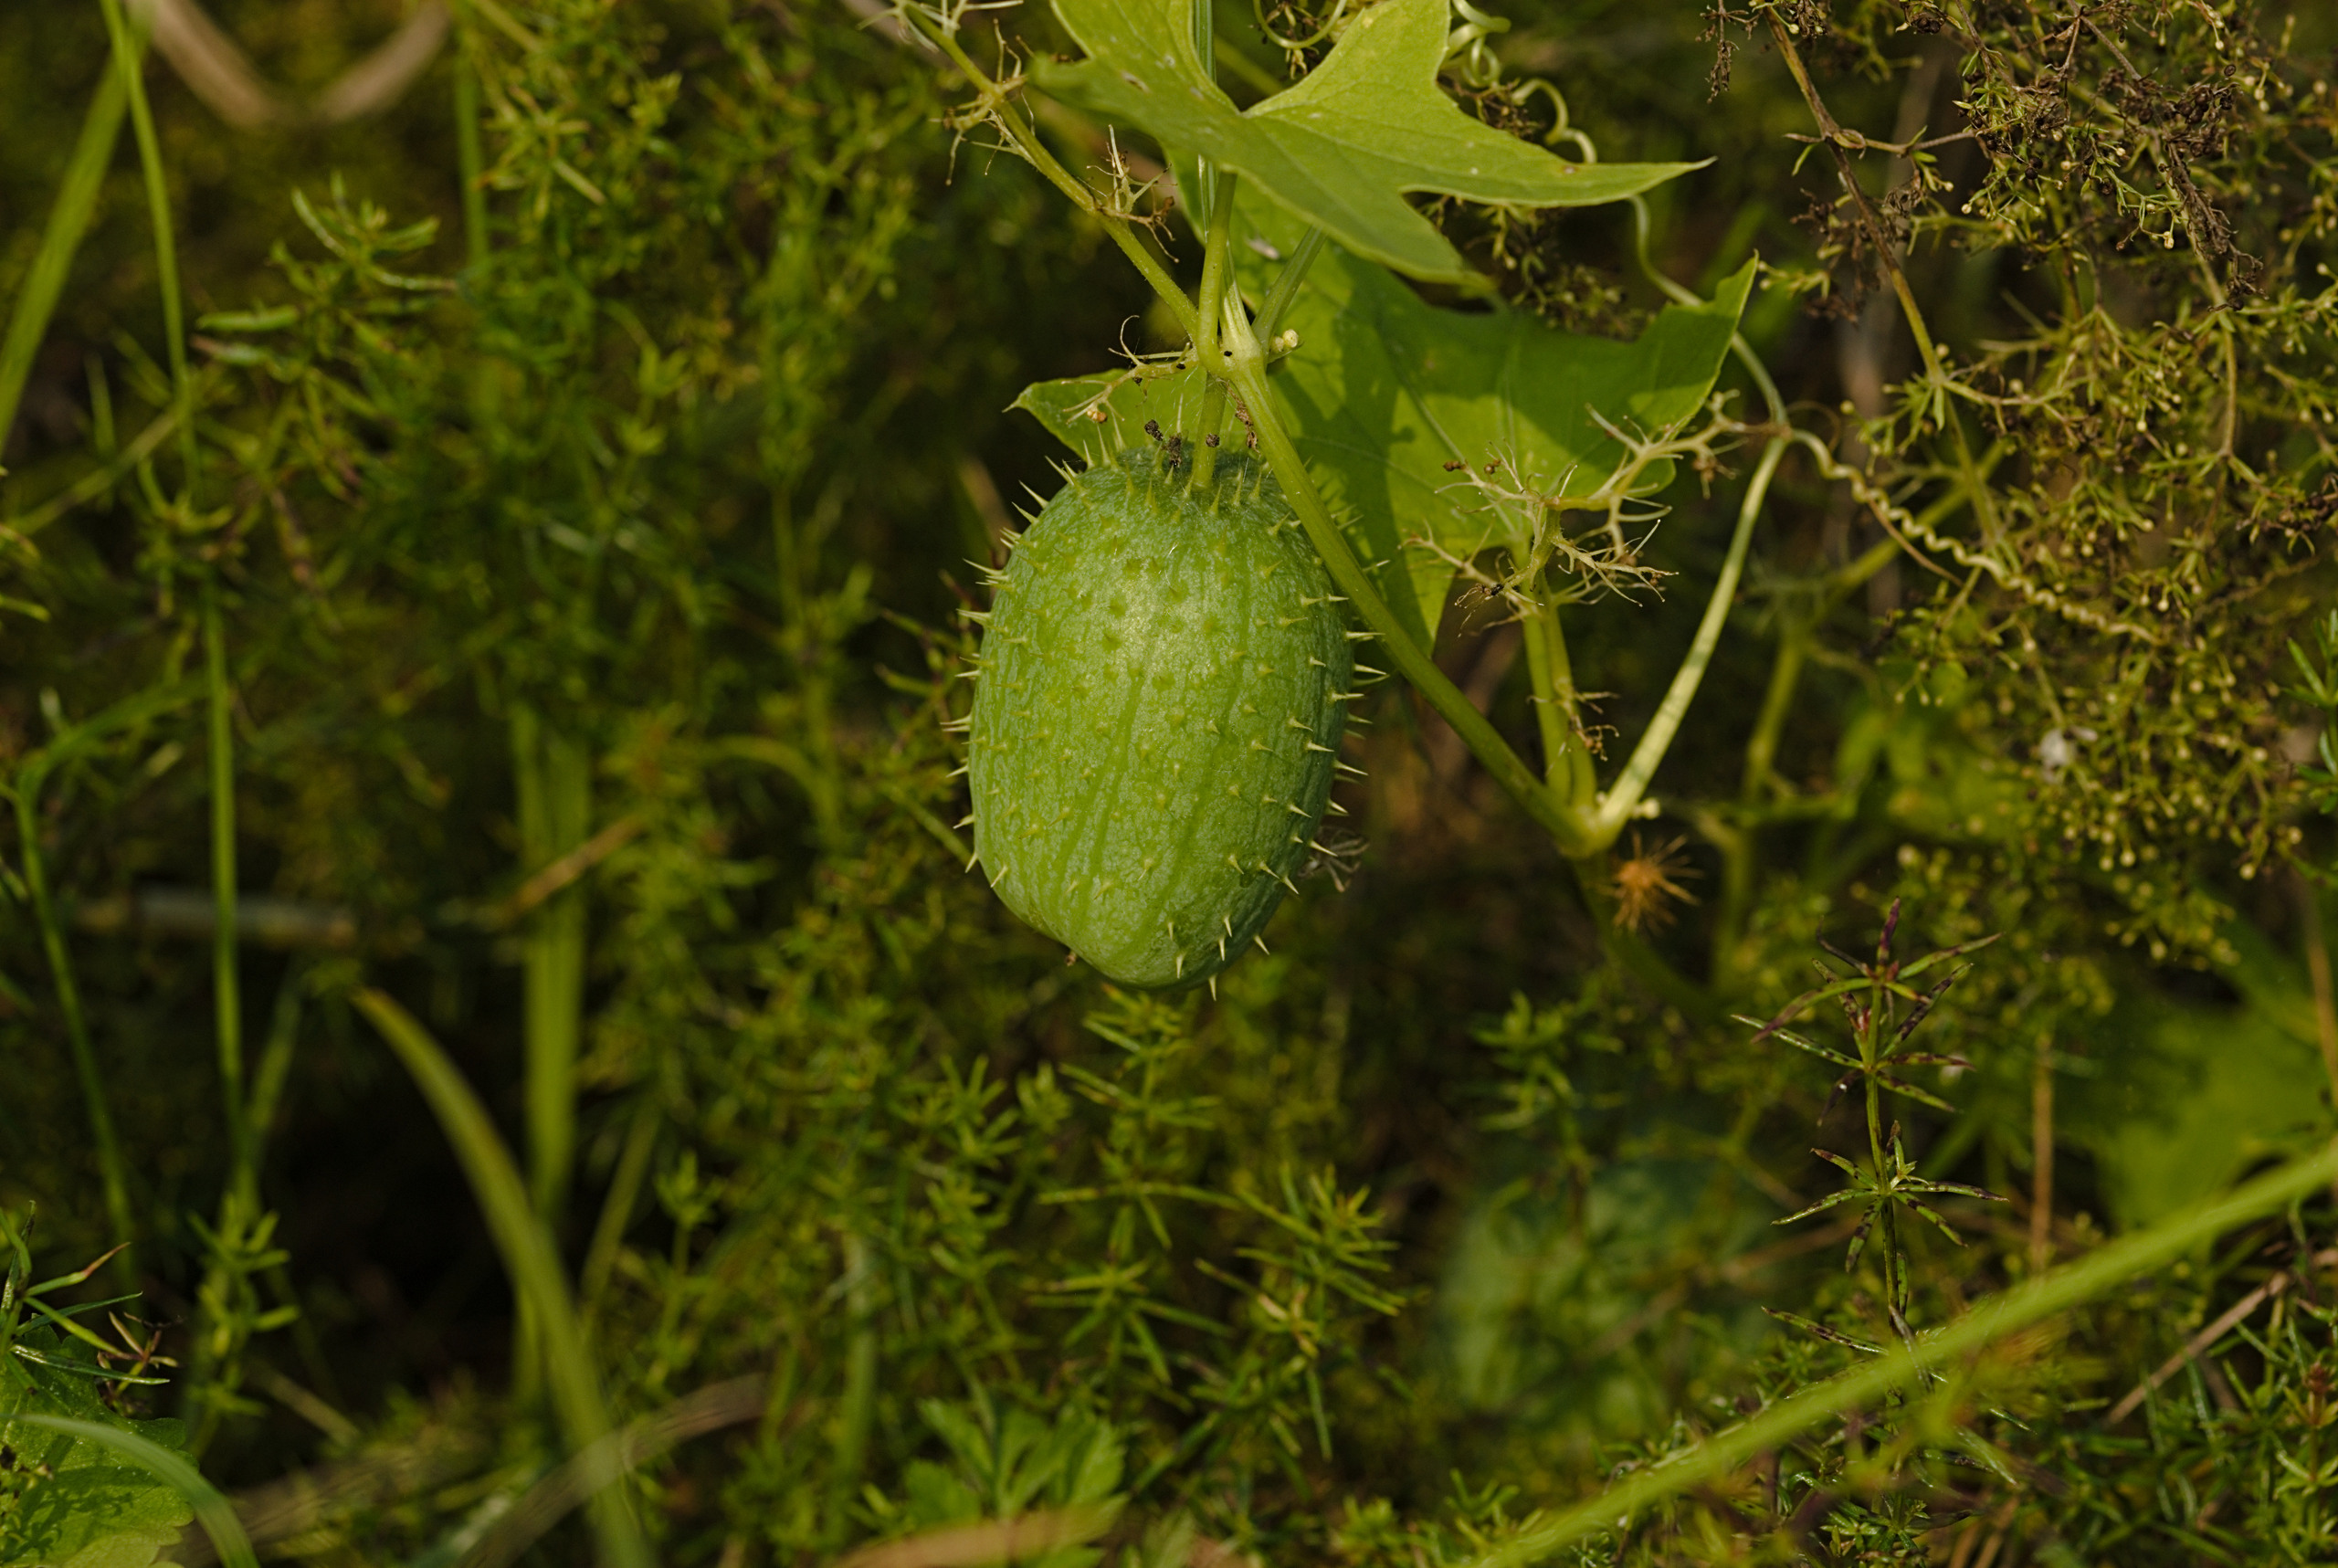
[{"xmin": 1, "ymin": 0, "xmax": 2336, "ymax": 1563}]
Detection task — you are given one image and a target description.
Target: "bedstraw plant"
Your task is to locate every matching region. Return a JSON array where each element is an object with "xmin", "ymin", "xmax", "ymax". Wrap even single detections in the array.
[{"xmin": 0, "ymin": 0, "xmax": 2335, "ymax": 1563}]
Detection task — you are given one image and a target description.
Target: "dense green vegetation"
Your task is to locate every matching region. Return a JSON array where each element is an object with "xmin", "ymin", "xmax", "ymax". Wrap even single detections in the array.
[{"xmin": 1, "ymin": 0, "xmax": 2335, "ymax": 1563}]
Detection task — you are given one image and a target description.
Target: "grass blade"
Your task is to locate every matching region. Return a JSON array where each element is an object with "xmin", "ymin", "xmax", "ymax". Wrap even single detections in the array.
[
  {"xmin": 0, "ymin": 68, "xmax": 129, "ymax": 451},
  {"xmin": 8, "ymin": 677, "xmax": 205, "ymax": 1280},
  {"xmin": 96, "ymin": 0, "xmax": 196, "ymax": 485},
  {"xmin": 205, "ymin": 583, "xmax": 247, "ymax": 1197},
  {"xmin": 353, "ymin": 987, "xmax": 650, "ymax": 1568}
]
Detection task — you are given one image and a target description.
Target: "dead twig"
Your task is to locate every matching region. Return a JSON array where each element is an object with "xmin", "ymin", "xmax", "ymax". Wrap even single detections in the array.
[
  {"xmin": 496, "ymin": 815, "xmax": 646, "ymax": 926},
  {"xmin": 129, "ymin": 0, "xmax": 450, "ymax": 130},
  {"xmin": 2106, "ymin": 1248, "xmax": 2338, "ymax": 1423}
]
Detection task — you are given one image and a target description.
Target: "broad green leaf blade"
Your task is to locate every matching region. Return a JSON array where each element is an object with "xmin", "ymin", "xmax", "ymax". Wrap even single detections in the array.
[
  {"xmin": 1031, "ymin": 0, "xmax": 1700, "ymax": 284},
  {"xmin": 0, "ymin": 1334, "xmax": 206, "ymax": 1568},
  {"xmin": 1015, "ymin": 200, "xmax": 1754, "ymax": 647},
  {"xmin": 2, "ymin": 1417, "xmax": 250, "ymax": 1568}
]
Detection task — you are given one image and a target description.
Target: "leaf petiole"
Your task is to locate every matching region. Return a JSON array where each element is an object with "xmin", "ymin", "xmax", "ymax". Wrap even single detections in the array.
[
  {"xmin": 1223, "ymin": 310, "xmax": 1595, "ymax": 854},
  {"xmin": 1190, "ymin": 174, "xmax": 1239, "ymax": 488},
  {"xmin": 1585, "ymin": 432, "xmax": 1783, "ymax": 841},
  {"xmin": 1253, "ymin": 225, "xmax": 1326, "ymax": 344}
]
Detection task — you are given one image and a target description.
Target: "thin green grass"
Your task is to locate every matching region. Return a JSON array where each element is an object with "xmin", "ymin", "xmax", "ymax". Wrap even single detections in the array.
[
  {"xmin": 355, "ymin": 987, "xmax": 651, "ymax": 1568},
  {"xmin": 0, "ymin": 70, "xmax": 128, "ymax": 451},
  {"xmin": 6, "ymin": 679, "xmax": 204, "ymax": 1279},
  {"xmin": 94, "ymin": 0, "xmax": 195, "ymax": 487}
]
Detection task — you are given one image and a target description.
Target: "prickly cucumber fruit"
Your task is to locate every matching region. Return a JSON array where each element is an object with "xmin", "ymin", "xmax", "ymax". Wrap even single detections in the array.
[{"xmin": 966, "ymin": 447, "xmax": 1350, "ymax": 988}]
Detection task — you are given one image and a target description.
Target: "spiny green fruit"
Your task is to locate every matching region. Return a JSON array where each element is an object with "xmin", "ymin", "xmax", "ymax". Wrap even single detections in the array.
[{"xmin": 965, "ymin": 445, "xmax": 1353, "ymax": 989}]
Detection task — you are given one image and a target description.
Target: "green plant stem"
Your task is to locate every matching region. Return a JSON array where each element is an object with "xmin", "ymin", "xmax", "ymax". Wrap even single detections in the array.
[
  {"xmin": 245, "ymin": 963, "xmax": 305, "ymax": 1168},
  {"xmin": 911, "ymin": 16, "xmax": 1195, "ymax": 341},
  {"xmin": 2, "ymin": 679, "xmax": 198, "ymax": 1278},
  {"xmin": 1741, "ymin": 630, "xmax": 1806, "ymax": 801},
  {"xmin": 1253, "ymin": 225, "xmax": 1325, "ymax": 343},
  {"xmin": 1187, "ymin": 0, "xmax": 1217, "ymax": 221},
  {"xmin": 1520, "ymin": 586, "xmax": 1595, "ymax": 805},
  {"xmin": 580, "ymin": 1093, "xmax": 659, "ymax": 1321},
  {"xmin": 1762, "ymin": 18, "xmax": 1942, "ymax": 389},
  {"xmin": 453, "ymin": 37, "xmax": 490, "ymax": 270},
  {"xmin": 1711, "ymin": 533, "xmax": 1898, "ymax": 976},
  {"xmin": 1586, "ymin": 434, "xmax": 1783, "ymax": 842},
  {"xmin": 511, "ymin": 706, "xmax": 591, "ymax": 1227},
  {"xmin": 1856, "ymin": 979, "xmax": 1903, "ymax": 1323},
  {"xmin": 355, "ymin": 988, "xmax": 649, "ymax": 1568},
  {"xmin": 1224, "ymin": 325, "xmax": 1590, "ymax": 852},
  {"xmin": 1189, "ymin": 177, "xmax": 1238, "ymax": 488},
  {"xmin": 1521, "ymin": 609, "xmax": 1569, "ymax": 794},
  {"xmin": 184, "ymin": 584, "xmax": 254, "ymax": 1454},
  {"xmin": 823, "ymin": 1232, "xmax": 879, "ymax": 1550},
  {"xmin": 95, "ymin": 0, "xmax": 195, "ymax": 487},
  {"xmin": 510, "ymin": 704, "xmax": 590, "ymax": 1407},
  {"xmin": 0, "ymin": 66, "xmax": 129, "ymax": 450},
  {"xmin": 1710, "ymin": 626, "xmax": 1805, "ymax": 984},
  {"xmin": 1462, "ymin": 1137, "xmax": 2338, "ymax": 1568},
  {"xmin": 205, "ymin": 584, "xmax": 247, "ymax": 1204},
  {"xmin": 12, "ymin": 787, "xmax": 137, "ymax": 1280}
]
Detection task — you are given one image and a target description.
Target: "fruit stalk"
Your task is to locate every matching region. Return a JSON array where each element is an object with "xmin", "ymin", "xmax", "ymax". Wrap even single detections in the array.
[{"xmin": 1190, "ymin": 177, "xmax": 1238, "ymax": 489}]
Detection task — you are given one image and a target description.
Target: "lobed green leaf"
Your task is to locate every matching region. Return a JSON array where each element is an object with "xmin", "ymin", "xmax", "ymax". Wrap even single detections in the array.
[
  {"xmin": 1032, "ymin": 0, "xmax": 1698, "ymax": 284},
  {"xmin": 1017, "ymin": 191, "xmax": 1751, "ymax": 647}
]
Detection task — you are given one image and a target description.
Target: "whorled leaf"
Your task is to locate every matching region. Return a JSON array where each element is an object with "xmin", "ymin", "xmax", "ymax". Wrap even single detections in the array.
[
  {"xmin": 1030, "ymin": 0, "xmax": 1699, "ymax": 285},
  {"xmin": 1015, "ymin": 192, "xmax": 1753, "ymax": 647}
]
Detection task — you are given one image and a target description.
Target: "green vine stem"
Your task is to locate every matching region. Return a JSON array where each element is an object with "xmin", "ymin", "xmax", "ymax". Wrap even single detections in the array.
[
  {"xmin": 1223, "ymin": 309, "xmax": 1592, "ymax": 852},
  {"xmin": 903, "ymin": 9, "xmax": 1196, "ymax": 342},
  {"xmin": 1740, "ymin": 628, "xmax": 1807, "ymax": 803},
  {"xmin": 1224, "ymin": 221, "xmax": 1782, "ymax": 863},
  {"xmin": 1583, "ymin": 436, "xmax": 1783, "ymax": 844},
  {"xmin": 1519, "ymin": 584, "xmax": 1594, "ymax": 805},
  {"xmin": 1707, "ymin": 536, "xmax": 1898, "ymax": 979},
  {"xmin": 1189, "ymin": 178, "xmax": 1238, "ymax": 489},
  {"xmin": 1252, "ymin": 225, "xmax": 1326, "ymax": 343},
  {"xmin": 1461, "ymin": 1137, "xmax": 2338, "ymax": 1568}
]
